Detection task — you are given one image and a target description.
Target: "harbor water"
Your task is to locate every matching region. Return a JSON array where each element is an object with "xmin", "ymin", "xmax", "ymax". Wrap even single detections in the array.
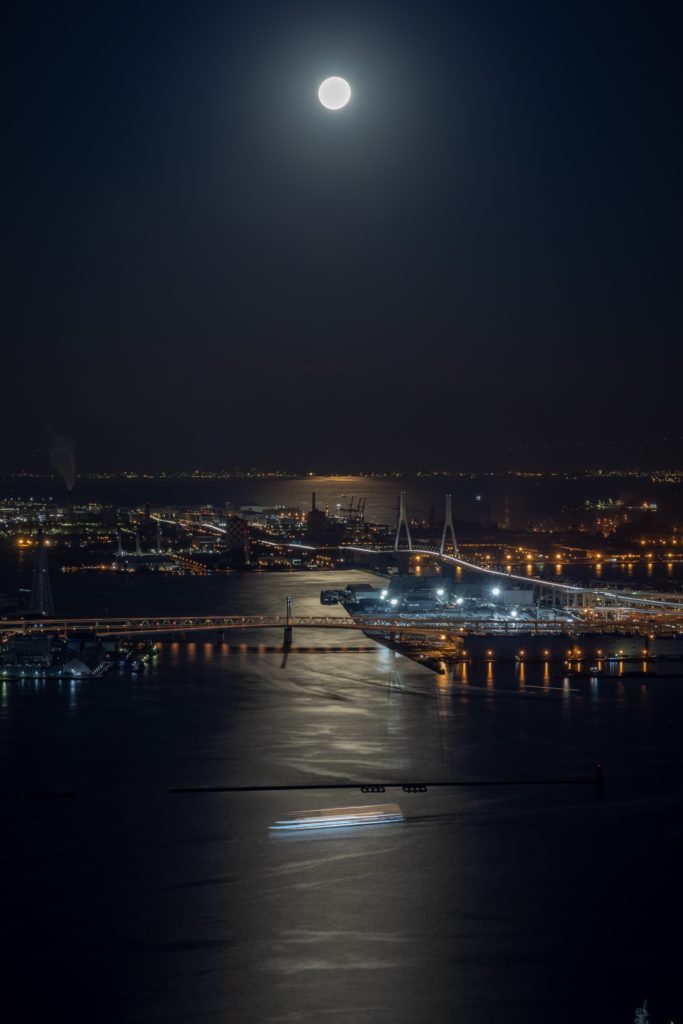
[{"xmin": 1, "ymin": 570, "xmax": 682, "ymax": 1023}]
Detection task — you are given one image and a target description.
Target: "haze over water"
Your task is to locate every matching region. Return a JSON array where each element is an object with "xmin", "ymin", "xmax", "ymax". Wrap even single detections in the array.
[
  {"xmin": 2, "ymin": 472, "xmax": 681, "ymax": 523},
  {"xmin": 2, "ymin": 565, "xmax": 682, "ymax": 1023}
]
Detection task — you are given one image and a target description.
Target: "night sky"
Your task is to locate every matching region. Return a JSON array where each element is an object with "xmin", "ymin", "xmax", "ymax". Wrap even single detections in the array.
[{"xmin": 4, "ymin": 0, "xmax": 682, "ymax": 472}]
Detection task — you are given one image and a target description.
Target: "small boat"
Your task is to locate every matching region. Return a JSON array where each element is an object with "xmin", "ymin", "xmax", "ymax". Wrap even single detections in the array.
[{"xmin": 270, "ymin": 803, "xmax": 404, "ymax": 831}]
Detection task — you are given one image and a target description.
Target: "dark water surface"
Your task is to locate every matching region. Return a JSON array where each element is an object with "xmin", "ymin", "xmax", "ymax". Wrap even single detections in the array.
[{"xmin": 2, "ymin": 572, "xmax": 683, "ymax": 1023}]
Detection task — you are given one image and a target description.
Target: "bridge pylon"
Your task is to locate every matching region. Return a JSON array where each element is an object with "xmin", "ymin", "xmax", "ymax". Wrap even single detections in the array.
[
  {"xmin": 284, "ymin": 595, "xmax": 293, "ymax": 648},
  {"xmin": 394, "ymin": 491, "xmax": 413, "ymax": 551},
  {"xmin": 439, "ymin": 494, "xmax": 458, "ymax": 557}
]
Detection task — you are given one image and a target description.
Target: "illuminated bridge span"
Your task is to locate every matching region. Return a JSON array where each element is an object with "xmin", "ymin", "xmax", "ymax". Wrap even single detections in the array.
[
  {"xmin": 3, "ymin": 612, "xmax": 683, "ymax": 641},
  {"xmin": 342, "ymin": 546, "xmax": 683, "ymax": 612},
  {"xmin": 155, "ymin": 498, "xmax": 683, "ymax": 614},
  {"xmin": 0, "ymin": 614, "xmax": 520, "ymax": 638},
  {"xmin": 260, "ymin": 540, "xmax": 683, "ymax": 611}
]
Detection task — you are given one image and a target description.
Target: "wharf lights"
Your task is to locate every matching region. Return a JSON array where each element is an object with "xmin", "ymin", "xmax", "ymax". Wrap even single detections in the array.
[
  {"xmin": 380, "ymin": 590, "xmax": 388, "ymax": 599},
  {"xmin": 436, "ymin": 588, "xmax": 445, "ymax": 597},
  {"xmin": 389, "ymin": 598, "xmax": 398, "ymax": 607},
  {"xmin": 455, "ymin": 597, "xmax": 464, "ymax": 606},
  {"xmin": 491, "ymin": 587, "xmax": 501, "ymax": 597}
]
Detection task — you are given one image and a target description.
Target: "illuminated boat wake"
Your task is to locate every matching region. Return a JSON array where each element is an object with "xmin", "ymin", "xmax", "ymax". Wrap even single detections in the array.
[{"xmin": 270, "ymin": 803, "xmax": 404, "ymax": 831}]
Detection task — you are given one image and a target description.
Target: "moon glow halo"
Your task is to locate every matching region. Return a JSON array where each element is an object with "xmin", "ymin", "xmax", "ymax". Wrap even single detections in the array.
[{"xmin": 318, "ymin": 77, "xmax": 351, "ymax": 110}]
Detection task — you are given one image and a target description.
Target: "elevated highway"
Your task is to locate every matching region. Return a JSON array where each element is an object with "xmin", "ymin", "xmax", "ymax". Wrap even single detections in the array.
[
  {"xmin": 262, "ymin": 540, "xmax": 683, "ymax": 612},
  {"xmin": 3, "ymin": 610, "xmax": 683, "ymax": 640}
]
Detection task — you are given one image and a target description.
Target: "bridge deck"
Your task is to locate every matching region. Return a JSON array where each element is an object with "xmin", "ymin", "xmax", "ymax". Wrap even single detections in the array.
[{"xmin": 2, "ymin": 613, "xmax": 683, "ymax": 638}]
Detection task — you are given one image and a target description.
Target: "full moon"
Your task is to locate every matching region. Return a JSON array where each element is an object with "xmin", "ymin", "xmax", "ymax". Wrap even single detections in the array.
[{"xmin": 318, "ymin": 76, "xmax": 351, "ymax": 110}]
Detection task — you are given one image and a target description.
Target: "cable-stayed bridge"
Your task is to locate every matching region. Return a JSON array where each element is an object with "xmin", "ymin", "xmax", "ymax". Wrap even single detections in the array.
[{"xmin": 257, "ymin": 491, "xmax": 683, "ymax": 614}]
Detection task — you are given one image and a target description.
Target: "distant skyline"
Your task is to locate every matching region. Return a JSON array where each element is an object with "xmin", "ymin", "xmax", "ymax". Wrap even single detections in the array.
[
  {"xmin": 3, "ymin": 436, "xmax": 683, "ymax": 478},
  {"xmin": 5, "ymin": 0, "xmax": 682, "ymax": 471}
]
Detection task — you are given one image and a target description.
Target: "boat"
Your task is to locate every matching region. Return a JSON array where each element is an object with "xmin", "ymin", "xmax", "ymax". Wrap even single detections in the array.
[{"xmin": 270, "ymin": 803, "xmax": 404, "ymax": 831}]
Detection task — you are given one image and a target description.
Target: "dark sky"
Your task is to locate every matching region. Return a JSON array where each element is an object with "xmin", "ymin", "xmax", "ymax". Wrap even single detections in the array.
[{"xmin": 3, "ymin": 0, "xmax": 682, "ymax": 472}]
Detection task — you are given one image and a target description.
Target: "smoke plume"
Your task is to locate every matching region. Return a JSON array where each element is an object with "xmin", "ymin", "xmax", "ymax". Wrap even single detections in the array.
[{"xmin": 47, "ymin": 426, "xmax": 76, "ymax": 492}]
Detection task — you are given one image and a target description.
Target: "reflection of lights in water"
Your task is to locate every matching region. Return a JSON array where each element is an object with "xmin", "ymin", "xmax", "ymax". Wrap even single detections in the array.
[
  {"xmin": 486, "ymin": 662, "xmax": 494, "ymax": 685},
  {"xmin": 69, "ymin": 679, "xmax": 77, "ymax": 711},
  {"xmin": 517, "ymin": 662, "xmax": 526, "ymax": 685},
  {"xmin": 1, "ymin": 681, "xmax": 7, "ymax": 708},
  {"xmin": 543, "ymin": 662, "xmax": 550, "ymax": 684},
  {"xmin": 435, "ymin": 671, "xmax": 451, "ymax": 718}
]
